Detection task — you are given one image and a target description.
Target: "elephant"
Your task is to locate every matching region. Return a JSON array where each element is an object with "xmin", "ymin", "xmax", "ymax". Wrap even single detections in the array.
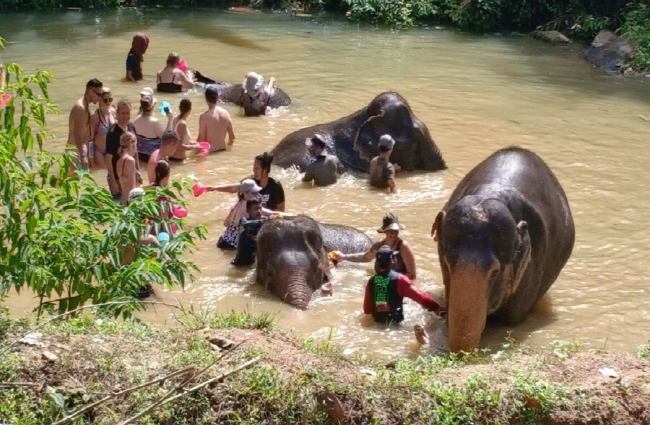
[
  {"xmin": 193, "ymin": 70, "xmax": 291, "ymax": 109},
  {"xmin": 270, "ymin": 92, "xmax": 446, "ymax": 173},
  {"xmin": 431, "ymin": 147, "xmax": 575, "ymax": 353},
  {"xmin": 256, "ymin": 216, "xmax": 372, "ymax": 309}
]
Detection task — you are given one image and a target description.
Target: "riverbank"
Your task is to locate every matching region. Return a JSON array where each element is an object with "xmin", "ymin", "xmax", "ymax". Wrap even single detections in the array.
[{"xmin": 2, "ymin": 309, "xmax": 649, "ymax": 424}]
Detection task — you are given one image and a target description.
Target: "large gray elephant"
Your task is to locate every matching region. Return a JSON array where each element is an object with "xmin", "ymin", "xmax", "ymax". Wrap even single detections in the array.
[
  {"xmin": 193, "ymin": 70, "xmax": 291, "ymax": 110},
  {"xmin": 431, "ymin": 147, "xmax": 575, "ymax": 353},
  {"xmin": 270, "ymin": 92, "xmax": 446, "ymax": 173},
  {"xmin": 256, "ymin": 216, "xmax": 372, "ymax": 309}
]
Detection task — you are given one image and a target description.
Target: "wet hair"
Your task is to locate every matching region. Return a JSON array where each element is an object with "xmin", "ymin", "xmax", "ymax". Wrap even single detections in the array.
[
  {"xmin": 86, "ymin": 78, "xmax": 102, "ymax": 91},
  {"xmin": 179, "ymin": 98, "xmax": 192, "ymax": 116},
  {"xmin": 255, "ymin": 152, "xmax": 273, "ymax": 173},
  {"xmin": 118, "ymin": 131, "xmax": 137, "ymax": 156},
  {"xmin": 116, "ymin": 98, "xmax": 131, "ymax": 111},
  {"xmin": 154, "ymin": 160, "xmax": 170, "ymax": 186},
  {"xmin": 161, "ymin": 130, "xmax": 180, "ymax": 145},
  {"xmin": 140, "ymin": 99, "xmax": 153, "ymax": 114},
  {"xmin": 205, "ymin": 87, "xmax": 219, "ymax": 104},
  {"xmin": 246, "ymin": 199, "xmax": 261, "ymax": 210},
  {"xmin": 379, "ymin": 145, "xmax": 391, "ymax": 153},
  {"xmin": 166, "ymin": 52, "xmax": 180, "ymax": 67}
]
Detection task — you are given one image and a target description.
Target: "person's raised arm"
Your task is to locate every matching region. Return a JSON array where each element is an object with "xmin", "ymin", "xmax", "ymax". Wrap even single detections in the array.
[
  {"xmin": 399, "ymin": 241, "xmax": 417, "ymax": 280},
  {"xmin": 332, "ymin": 244, "xmax": 377, "ymax": 263},
  {"xmin": 267, "ymin": 77, "xmax": 275, "ymax": 91},
  {"xmin": 205, "ymin": 183, "xmax": 240, "ymax": 193}
]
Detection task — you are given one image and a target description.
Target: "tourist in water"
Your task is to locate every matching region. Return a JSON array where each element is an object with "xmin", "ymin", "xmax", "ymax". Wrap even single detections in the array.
[
  {"xmin": 116, "ymin": 131, "xmax": 138, "ymax": 205},
  {"xmin": 147, "ymin": 130, "xmax": 180, "ymax": 184},
  {"xmin": 302, "ymin": 134, "xmax": 344, "ymax": 186},
  {"xmin": 231, "ymin": 199, "xmax": 267, "ymax": 267},
  {"xmin": 240, "ymin": 71, "xmax": 275, "ymax": 117},
  {"xmin": 212, "ymin": 152, "xmax": 286, "ymax": 211},
  {"xmin": 67, "ymin": 78, "xmax": 103, "ymax": 171},
  {"xmin": 214, "ymin": 179, "xmax": 263, "ymax": 250},
  {"xmin": 369, "ymin": 134, "xmax": 401, "ymax": 193},
  {"xmin": 106, "ymin": 99, "xmax": 137, "ymax": 199},
  {"xmin": 156, "ymin": 53, "xmax": 195, "ymax": 93},
  {"xmin": 126, "ymin": 32, "xmax": 149, "ymax": 82},
  {"xmin": 332, "ymin": 213, "xmax": 417, "ymax": 280},
  {"xmin": 170, "ymin": 98, "xmax": 202, "ymax": 161},
  {"xmin": 89, "ymin": 87, "xmax": 116, "ymax": 170},
  {"xmin": 133, "ymin": 88, "xmax": 173, "ymax": 161},
  {"xmin": 197, "ymin": 86, "xmax": 235, "ymax": 153},
  {"xmin": 364, "ymin": 245, "xmax": 441, "ymax": 324}
]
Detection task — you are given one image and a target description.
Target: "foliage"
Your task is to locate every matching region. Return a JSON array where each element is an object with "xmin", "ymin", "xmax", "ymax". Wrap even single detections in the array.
[
  {"xmin": 571, "ymin": 15, "xmax": 610, "ymax": 41},
  {"xmin": 0, "ymin": 57, "xmax": 207, "ymax": 319},
  {"xmin": 638, "ymin": 340, "xmax": 650, "ymax": 360},
  {"xmin": 344, "ymin": 0, "xmax": 437, "ymax": 28},
  {"xmin": 174, "ymin": 307, "xmax": 275, "ymax": 331},
  {"xmin": 620, "ymin": 2, "xmax": 650, "ymax": 70}
]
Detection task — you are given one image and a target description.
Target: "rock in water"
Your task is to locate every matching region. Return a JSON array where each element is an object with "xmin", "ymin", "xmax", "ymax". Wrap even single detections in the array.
[
  {"xmin": 583, "ymin": 30, "xmax": 634, "ymax": 74},
  {"xmin": 532, "ymin": 30, "xmax": 571, "ymax": 44}
]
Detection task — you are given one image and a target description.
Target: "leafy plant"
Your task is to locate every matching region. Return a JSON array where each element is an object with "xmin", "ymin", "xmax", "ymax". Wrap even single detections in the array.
[
  {"xmin": 619, "ymin": 2, "xmax": 650, "ymax": 70},
  {"xmin": 344, "ymin": 0, "xmax": 437, "ymax": 28},
  {"xmin": 0, "ymin": 52, "xmax": 207, "ymax": 319}
]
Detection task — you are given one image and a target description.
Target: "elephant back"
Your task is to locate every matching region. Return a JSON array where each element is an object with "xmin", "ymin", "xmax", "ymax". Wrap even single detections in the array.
[{"xmin": 318, "ymin": 223, "xmax": 372, "ymax": 254}]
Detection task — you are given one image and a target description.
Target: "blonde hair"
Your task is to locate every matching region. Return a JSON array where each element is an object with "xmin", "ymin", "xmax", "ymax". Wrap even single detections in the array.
[
  {"xmin": 118, "ymin": 131, "xmax": 137, "ymax": 156},
  {"xmin": 166, "ymin": 52, "xmax": 180, "ymax": 67}
]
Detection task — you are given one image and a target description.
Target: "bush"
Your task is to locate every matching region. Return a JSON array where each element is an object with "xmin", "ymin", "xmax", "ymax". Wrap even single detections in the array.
[
  {"xmin": 620, "ymin": 2, "xmax": 650, "ymax": 71},
  {"xmin": 0, "ymin": 44, "xmax": 207, "ymax": 319},
  {"xmin": 344, "ymin": 0, "xmax": 437, "ymax": 28}
]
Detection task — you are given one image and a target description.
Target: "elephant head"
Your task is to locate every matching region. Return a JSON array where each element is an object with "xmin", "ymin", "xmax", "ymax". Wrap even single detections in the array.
[
  {"xmin": 353, "ymin": 92, "xmax": 446, "ymax": 171},
  {"xmin": 256, "ymin": 216, "xmax": 328, "ymax": 309},
  {"xmin": 432, "ymin": 195, "xmax": 532, "ymax": 352}
]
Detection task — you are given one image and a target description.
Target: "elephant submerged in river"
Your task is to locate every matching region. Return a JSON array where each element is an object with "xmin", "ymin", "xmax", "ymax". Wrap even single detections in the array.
[
  {"xmin": 193, "ymin": 70, "xmax": 291, "ymax": 110},
  {"xmin": 431, "ymin": 147, "xmax": 575, "ymax": 353},
  {"xmin": 256, "ymin": 216, "xmax": 372, "ymax": 309},
  {"xmin": 270, "ymin": 92, "xmax": 446, "ymax": 173}
]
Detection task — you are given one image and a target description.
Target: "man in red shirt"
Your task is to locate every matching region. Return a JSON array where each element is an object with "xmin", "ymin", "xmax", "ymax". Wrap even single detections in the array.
[{"xmin": 364, "ymin": 245, "xmax": 443, "ymax": 324}]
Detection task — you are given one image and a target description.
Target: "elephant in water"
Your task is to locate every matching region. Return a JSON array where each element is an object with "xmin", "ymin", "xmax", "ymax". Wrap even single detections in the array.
[
  {"xmin": 193, "ymin": 70, "xmax": 291, "ymax": 110},
  {"xmin": 256, "ymin": 216, "xmax": 372, "ymax": 309},
  {"xmin": 270, "ymin": 92, "xmax": 446, "ymax": 173},
  {"xmin": 431, "ymin": 147, "xmax": 575, "ymax": 353}
]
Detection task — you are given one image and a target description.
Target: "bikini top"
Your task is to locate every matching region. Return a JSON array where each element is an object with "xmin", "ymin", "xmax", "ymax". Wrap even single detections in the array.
[
  {"xmin": 95, "ymin": 110, "xmax": 113, "ymax": 136},
  {"xmin": 157, "ymin": 70, "xmax": 183, "ymax": 93}
]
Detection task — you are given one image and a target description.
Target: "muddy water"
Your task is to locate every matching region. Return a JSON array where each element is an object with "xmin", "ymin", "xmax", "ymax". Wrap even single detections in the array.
[{"xmin": 2, "ymin": 9, "xmax": 650, "ymax": 359}]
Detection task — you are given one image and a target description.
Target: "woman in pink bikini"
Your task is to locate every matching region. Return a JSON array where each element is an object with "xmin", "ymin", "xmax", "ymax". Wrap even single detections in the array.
[{"xmin": 89, "ymin": 87, "xmax": 116, "ymax": 169}]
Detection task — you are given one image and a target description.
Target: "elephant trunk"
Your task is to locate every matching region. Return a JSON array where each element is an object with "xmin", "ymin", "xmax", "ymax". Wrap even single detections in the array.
[
  {"xmin": 447, "ymin": 259, "xmax": 491, "ymax": 353},
  {"xmin": 277, "ymin": 268, "xmax": 313, "ymax": 310}
]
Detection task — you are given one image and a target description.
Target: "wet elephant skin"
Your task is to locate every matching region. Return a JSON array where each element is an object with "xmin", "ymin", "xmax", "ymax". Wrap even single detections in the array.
[{"xmin": 432, "ymin": 147, "xmax": 575, "ymax": 352}]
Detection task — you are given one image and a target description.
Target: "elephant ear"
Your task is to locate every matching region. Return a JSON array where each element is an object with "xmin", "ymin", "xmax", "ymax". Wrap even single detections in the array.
[
  {"xmin": 353, "ymin": 104, "xmax": 413, "ymax": 157},
  {"xmin": 508, "ymin": 221, "xmax": 532, "ymax": 297},
  {"xmin": 431, "ymin": 211, "xmax": 445, "ymax": 242}
]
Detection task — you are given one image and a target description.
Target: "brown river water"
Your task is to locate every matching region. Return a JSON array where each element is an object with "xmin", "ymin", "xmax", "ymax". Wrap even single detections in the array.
[{"xmin": 2, "ymin": 8, "xmax": 650, "ymax": 360}]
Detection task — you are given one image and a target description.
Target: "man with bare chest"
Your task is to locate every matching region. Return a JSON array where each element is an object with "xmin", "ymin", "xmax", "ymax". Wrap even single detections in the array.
[{"xmin": 68, "ymin": 79, "xmax": 103, "ymax": 170}]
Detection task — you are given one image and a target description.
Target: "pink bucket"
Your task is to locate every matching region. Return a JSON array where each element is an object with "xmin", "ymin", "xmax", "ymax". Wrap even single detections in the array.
[
  {"xmin": 192, "ymin": 183, "xmax": 207, "ymax": 198},
  {"xmin": 197, "ymin": 141, "xmax": 210, "ymax": 157},
  {"xmin": 173, "ymin": 205, "xmax": 188, "ymax": 218},
  {"xmin": 178, "ymin": 60, "xmax": 188, "ymax": 72}
]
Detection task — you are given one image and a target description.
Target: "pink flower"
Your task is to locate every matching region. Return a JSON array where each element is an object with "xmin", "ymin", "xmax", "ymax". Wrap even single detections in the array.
[{"xmin": 0, "ymin": 93, "xmax": 10, "ymax": 107}]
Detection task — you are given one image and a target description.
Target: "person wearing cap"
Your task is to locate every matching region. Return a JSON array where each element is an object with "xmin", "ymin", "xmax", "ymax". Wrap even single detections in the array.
[
  {"xmin": 213, "ymin": 178, "xmax": 263, "ymax": 250},
  {"xmin": 157, "ymin": 52, "xmax": 194, "ymax": 93},
  {"xmin": 369, "ymin": 134, "xmax": 402, "ymax": 193},
  {"xmin": 239, "ymin": 71, "xmax": 275, "ymax": 117},
  {"xmin": 302, "ymin": 134, "xmax": 344, "ymax": 187},
  {"xmin": 67, "ymin": 78, "xmax": 103, "ymax": 172},
  {"xmin": 332, "ymin": 213, "xmax": 417, "ymax": 279},
  {"xmin": 231, "ymin": 199, "xmax": 267, "ymax": 267},
  {"xmin": 126, "ymin": 32, "xmax": 149, "ymax": 82},
  {"xmin": 364, "ymin": 245, "xmax": 442, "ymax": 324},
  {"xmin": 133, "ymin": 87, "xmax": 173, "ymax": 161},
  {"xmin": 198, "ymin": 86, "xmax": 235, "ymax": 153}
]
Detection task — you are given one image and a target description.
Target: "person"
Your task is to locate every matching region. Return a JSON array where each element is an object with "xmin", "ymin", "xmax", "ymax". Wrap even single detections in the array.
[
  {"xmin": 133, "ymin": 88, "xmax": 173, "ymax": 161},
  {"xmin": 239, "ymin": 71, "xmax": 275, "ymax": 117},
  {"xmin": 369, "ymin": 134, "xmax": 401, "ymax": 193},
  {"xmin": 149, "ymin": 160, "xmax": 179, "ymax": 237},
  {"xmin": 147, "ymin": 130, "xmax": 180, "ymax": 184},
  {"xmin": 67, "ymin": 78, "xmax": 103, "ymax": 171},
  {"xmin": 156, "ymin": 53, "xmax": 194, "ymax": 93},
  {"xmin": 170, "ymin": 98, "xmax": 201, "ymax": 161},
  {"xmin": 126, "ymin": 32, "xmax": 149, "ymax": 82},
  {"xmin": 231, "ymin": 199, "xmax": 267, "ymax": 267},
  {"xmin": 197, "ymin": 86, "xmax": 235, "ymax": 153},
  {"xmin": 116, "ymin": 131, "xmax": 138, "ymax": 205},
  {"xmin": 89, "ymin": 87, "xmax": 116, "ymax": 169},
  {"xmin": 302, "ymin": 134, "xmax": 344, "ymax": 186},
  {"xmin": 106, "ymin": 99, "xmax": 137, "ymax": 199},
  {"xmin": 214, "ymin": 179, "xmax": 262, "ymax": 250},
  {"xmin": 332, "ymin": 213, "xmax": 417, "ymax": 280},
  {"xmin": 213, "ymin": 153, "xmax": 285, "ymax": 211},
  {"xmin": 364, "ymin": 245, "xmax": 442, "ymax": 324}
]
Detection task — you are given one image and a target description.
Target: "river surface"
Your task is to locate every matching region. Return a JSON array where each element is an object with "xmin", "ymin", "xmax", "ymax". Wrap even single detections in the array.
[{"xmin": 2, "ymin": 8, "xmax": 650, "ymax": 359}]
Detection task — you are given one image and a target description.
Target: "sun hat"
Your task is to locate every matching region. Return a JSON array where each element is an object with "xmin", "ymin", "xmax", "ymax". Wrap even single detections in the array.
[
  {"xmin": 243, "ymin": 71, "xmax": 264, "ymax": 96},
  {"xmin": 378, "ymin": 134, "xmax": 395, "ymax": 149},
  {"xmin": 377, "ymin": 213, "xmax": 406, "ymax": 233},
  {"xmin": 240, "ymin": 178, "xmax": 263, "ymax": 194},
  {"xmin": 305, "ymin": 134, "xmax": 327, "ymax": 149},
  {"xmin": 140, "ymin": 87, "xmax": 157, "ymax": 104}
]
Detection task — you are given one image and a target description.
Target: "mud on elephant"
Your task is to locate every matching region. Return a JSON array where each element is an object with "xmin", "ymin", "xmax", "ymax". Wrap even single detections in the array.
[
  {"xmin": 256, "ymin": 216, "xmax": 372, "ymax": 309},
  {"xmin": 270, "ymin": 92, "xmax": 446, "ymax": 173},
  {"xmin": 431, "ymin": 147, "xmax": 575, "ymax": 353}
]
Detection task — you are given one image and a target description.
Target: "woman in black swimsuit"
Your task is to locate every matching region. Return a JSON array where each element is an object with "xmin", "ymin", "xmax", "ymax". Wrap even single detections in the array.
[{"xmin": 157, "ymin": 53, "xmax": 194, "ymax": 93}]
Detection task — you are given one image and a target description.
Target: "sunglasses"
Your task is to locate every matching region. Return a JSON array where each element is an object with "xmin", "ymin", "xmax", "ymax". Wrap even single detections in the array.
[{"xmin": 102, "ymin": 98, "xmax": 113, "ymax": 103}]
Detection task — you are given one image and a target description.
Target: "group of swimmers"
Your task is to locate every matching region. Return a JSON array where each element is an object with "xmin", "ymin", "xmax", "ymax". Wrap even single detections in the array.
[{"xmin": 64, "ymin": 32, "xmax": 435, "ymax": 325}]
